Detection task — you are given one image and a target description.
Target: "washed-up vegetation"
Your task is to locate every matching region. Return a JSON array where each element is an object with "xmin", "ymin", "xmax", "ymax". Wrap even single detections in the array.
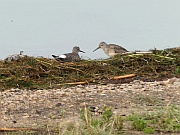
[{"xmin": 0, "ymin": 47, "xmax": 179, "ymax": 90}]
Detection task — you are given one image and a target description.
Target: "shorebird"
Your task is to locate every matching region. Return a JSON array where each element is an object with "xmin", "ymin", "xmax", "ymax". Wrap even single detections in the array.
[
  {"xmin": 52, "ymin": 46, "xmax": 85, "ymax": 62},
  {"xmin": 4, "ymin": 51, "xmax": 26, "ymax": 62},
  {"xmin": 93, "ymin": 42, "xmax": 128, "ymax": 57}
]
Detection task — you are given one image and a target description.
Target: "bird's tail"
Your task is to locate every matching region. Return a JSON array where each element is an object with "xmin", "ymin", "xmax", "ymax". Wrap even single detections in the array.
[{"xmin": 52, "ymin": 55, "xmax": 59, "ymax": 59}]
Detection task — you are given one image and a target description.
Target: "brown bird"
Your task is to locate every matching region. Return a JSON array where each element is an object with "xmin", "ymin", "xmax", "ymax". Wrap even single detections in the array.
[{"xmin": 93, "ymin": 42, "xmax": 128, "ymax": 57}]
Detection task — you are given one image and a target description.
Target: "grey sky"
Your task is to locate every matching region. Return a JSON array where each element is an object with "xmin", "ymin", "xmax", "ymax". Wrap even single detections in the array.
[{"xmin": 0, "ymin": 0, "xmax": 180, "ymax": 59}]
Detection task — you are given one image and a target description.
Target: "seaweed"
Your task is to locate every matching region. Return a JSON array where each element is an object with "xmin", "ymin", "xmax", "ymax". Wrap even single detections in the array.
[{"xmin": 0, "ymin": 47, "xmax": 179, "ymax": 90}]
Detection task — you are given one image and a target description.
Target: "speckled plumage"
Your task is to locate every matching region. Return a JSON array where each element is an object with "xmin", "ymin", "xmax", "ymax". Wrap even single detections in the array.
[{"xmin": 93, "ymin": 42, "xmax": 128, "ymax": 57}]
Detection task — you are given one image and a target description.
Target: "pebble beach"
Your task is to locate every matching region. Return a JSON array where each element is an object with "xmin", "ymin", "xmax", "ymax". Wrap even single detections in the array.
[{"xmin": 0, "ymin": 77, "xmax": 179, "ymax": 128}]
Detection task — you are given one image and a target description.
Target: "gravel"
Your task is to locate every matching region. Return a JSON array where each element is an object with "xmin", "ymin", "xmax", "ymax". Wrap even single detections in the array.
[{"xmin": 0, "ymin": 77, "xmax": 179, "ymax": 128}]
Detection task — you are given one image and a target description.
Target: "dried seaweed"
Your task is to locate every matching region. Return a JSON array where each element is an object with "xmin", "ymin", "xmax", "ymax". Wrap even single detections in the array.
[{"xmin": 0, "ymin": 47, "xmax": 179, "ymax": 90}]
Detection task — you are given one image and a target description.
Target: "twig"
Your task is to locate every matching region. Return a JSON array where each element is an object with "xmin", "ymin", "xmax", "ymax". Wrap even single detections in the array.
[
  {"xmin": 64, "ymin": 81, "xmax": 88, "ymax": 85},
  {"xmin": 0, "ymin": 127, "xmax": 38, "ymax": 131},
  {"xmin": 36, "ymin": 59, "xmax": 84, "ymax": 73},
  {"xmin": 150, "ymin": 54, "xmax": 175, "ymax": 60},
  {"xmin": 134, "ymin": 51, "xmax": 153, "ymax": 54},
  {"xmin": 109, "ymin": 74, "xmax": 136, "ymax": 80}
]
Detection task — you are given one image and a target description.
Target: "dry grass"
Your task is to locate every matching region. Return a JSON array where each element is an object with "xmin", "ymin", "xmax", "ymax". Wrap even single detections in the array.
[{"xmin": 0, "ymin": 47, "xmax": 179, "ymax": 90}]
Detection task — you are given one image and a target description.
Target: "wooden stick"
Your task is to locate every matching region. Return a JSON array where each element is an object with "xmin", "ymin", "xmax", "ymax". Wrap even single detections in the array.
[
  {"xmin": 134, "ymin": 51, "xmax": 152, "ymax": 54},
  {"xmin": 122, "ymin": 51, "xmax": 153, "ymax": 55},
  {"xmin": 0, "ymin": 127, "xmax": 38, "ymax": 131},
  {"xmin": 65, "ymin": 81, "xmax": 88, "ymax": 85},
  {"xmin": 110, "ymin": 74, "xmax": 136, "ymax": 80}
]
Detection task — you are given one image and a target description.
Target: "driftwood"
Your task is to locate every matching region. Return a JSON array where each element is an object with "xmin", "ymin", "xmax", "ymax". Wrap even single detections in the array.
[
  {"xmin": 109, "ymin": 74, "xmax": 136, "ymax": 80},
  {"xmin": 64, "ymin": 81, "xmax": 88, "ymax": 85},
  {"xmin": 0, "ymin": 127, "xmax": 38, "ymax": 131},
  {"xmin": 122, "ymin": 51, "xmax": 153, "ymax": 55},
  {"xmin": 60, "ymin": 74, "xmax": 136, "ymax": 85},
  {"xmin": 134, "ymin": 51, "xmax": 152, "ymax": 54}
]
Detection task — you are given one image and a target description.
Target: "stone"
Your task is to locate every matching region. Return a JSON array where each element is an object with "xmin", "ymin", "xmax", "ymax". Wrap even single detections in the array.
[{"xmin": 75, "ymin": 88, "xmax": 86, "ymax": 93}]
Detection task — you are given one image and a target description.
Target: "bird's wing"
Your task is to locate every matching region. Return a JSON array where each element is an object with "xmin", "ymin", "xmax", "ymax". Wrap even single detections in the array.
[
  {"xmin": 63, "ymin": 53, "xmax": 80, "ymax": 62},
  {"xmin": 109, "ymin": 44, "xmax": 128, "ymax": 53}
]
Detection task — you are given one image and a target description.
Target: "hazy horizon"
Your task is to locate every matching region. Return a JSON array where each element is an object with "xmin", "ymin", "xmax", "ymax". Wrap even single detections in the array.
[{"xmin": 0, "ymin": 0, "xmax": 180, "ymax": 60}]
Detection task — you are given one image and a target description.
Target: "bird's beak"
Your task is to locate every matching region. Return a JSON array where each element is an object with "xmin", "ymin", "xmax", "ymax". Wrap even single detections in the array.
[
  {"xmin": 80, "ymin": 50, "xmax": 85, "ymax": 53},
  {"xmin": 93, "ymin": 46, "xmax": 100, "ymax": 52}
]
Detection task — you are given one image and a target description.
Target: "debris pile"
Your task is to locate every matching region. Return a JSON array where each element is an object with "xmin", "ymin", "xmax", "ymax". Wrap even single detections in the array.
[{"xmin": 0, "ymin": 47, "xmax": 179, "ymax": 90}]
